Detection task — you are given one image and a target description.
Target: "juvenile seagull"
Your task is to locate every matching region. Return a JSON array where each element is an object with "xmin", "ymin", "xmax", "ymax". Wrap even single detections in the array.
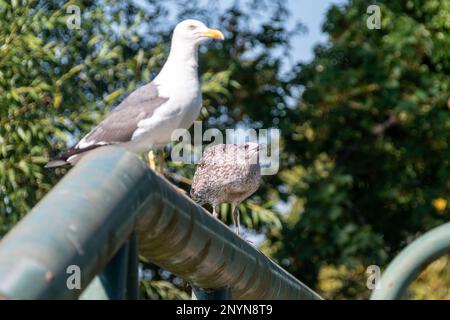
[
  {"xmin": 190, "ymin": 143, "xmax": 261, "ymax": 235},
  {"xmin": 45, "ymin": 19, "xmax": 224, "ymax": 168}
]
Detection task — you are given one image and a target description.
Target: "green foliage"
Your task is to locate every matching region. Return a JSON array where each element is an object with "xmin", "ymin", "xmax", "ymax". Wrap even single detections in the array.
[
  {"xmin": 409, "ymin": 255, "xmax": 450, "ymax": 299},
  {"xmin": 141, "ymin": 280, "xmax": 189, "ymax": 300},
  {"xmin": 0, "ymin": 0, "xmax": 169, "ymax": 235},
  {"xmin": 268, "ymin": 0, "xmax": 450, "ymax": 298}
]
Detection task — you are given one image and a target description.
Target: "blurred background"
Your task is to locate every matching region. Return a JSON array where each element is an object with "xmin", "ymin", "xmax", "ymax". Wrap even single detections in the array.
[{"xmin": 0, "ymin": 0, "xmax": 449, "ymax": 299}]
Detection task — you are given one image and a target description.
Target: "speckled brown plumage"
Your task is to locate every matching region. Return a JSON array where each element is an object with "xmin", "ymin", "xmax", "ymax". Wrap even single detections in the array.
[{"xmin": 190, "ymin": 143, "xmax": 261, "ymax": 235}]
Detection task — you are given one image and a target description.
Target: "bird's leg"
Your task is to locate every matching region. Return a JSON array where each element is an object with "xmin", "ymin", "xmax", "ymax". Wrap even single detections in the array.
[
  {"xmin": 147, "ymin": 147, "xmax": 157, "ymax": 171},
  {"xmin": 147, "ymin": 147, "xmax": 166, "ymax": 174},
  {"xmin": 212, "ymin": 205, "xmax": 218, "ymax": 218},
  {"xmin": 232, "ymin": 204, "xmax": 240, "ymax": 235},
  {"xmin": 156, "ymin": 149, "xmax": 165, "ymax": 174}
]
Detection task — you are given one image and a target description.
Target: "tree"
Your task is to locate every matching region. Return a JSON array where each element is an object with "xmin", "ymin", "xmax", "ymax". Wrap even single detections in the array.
[
  {"xmin": 0, "ymin": 0, "xmax": 172, "ymax": 234},
  {"xmin": 0, "ymin": 0, "xmax": 295, "ymax": 299},
  {"xmin": 267, "ymin": 0, "xmax": 450, "ymax": 299}
]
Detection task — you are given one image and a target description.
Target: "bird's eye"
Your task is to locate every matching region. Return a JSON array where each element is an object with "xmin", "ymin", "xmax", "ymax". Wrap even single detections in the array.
[
  {"xmin": 245, "ymin": 145, "xmax": 249, "ymax": 150},
  {"xmin": 188, "ymin": 24, "xmax": 197, "ymax": 30}
]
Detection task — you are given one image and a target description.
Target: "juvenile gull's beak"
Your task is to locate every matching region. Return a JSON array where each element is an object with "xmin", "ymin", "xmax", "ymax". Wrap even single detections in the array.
[
  {"xmin": 202, "ymin": 28, "xmax": 225, "ymax": 40},
  {"xmin": 247, "ymin": 144, "xmax": 260, "ymax": 157},
  {"xmin": 246, "ymin": 143, "xmax": 260, "ymax": 152},
  {"xmin": 256, "ymin": 143, "xmax": 266, "ymax": 151}
]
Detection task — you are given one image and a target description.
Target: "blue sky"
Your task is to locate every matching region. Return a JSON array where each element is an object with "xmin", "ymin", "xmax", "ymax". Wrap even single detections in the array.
[
  {"xmin": 135, "ymin": 0, "xmax": 348, "ymax": 63},
  {"xmin": 287, "ymin": 0, "xmax": 347, "ymax": 62}
]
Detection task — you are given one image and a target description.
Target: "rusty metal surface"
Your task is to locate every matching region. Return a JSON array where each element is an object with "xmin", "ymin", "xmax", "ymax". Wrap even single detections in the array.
[
  {"xmin": 370, "ymin": 222, "xmax": 450, "ymax": 300},
  {"xmin": 0, "ymin": 146, "xmax": 321, "ymax": 300}
]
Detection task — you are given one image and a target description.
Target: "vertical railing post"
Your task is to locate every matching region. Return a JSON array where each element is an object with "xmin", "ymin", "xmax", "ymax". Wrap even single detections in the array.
[
  {"xmin": 80, "ymin": 233, "xmax": 139, "ymax": 300},
  {"xmin": 97, "ymin": 240, "xmax": 130, "ymax": 299},
  {"xmin": 191, "ymin": 286, "xmax": 231, "ymax": 300},
  {"xmin": 125, "ymin": 233, "xmax": 139, "ymax": 300}
]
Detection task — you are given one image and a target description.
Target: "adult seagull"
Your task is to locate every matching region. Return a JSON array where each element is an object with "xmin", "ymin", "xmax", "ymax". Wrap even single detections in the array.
[{"xmin": 46, "ymin": 19, "xmax": 224, "ymax": 168}]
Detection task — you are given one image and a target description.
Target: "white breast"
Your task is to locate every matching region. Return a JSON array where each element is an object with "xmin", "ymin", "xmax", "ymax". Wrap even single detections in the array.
[{"xmin": 129, "ymin": 73, "xmax": 201, "ymax": 151}]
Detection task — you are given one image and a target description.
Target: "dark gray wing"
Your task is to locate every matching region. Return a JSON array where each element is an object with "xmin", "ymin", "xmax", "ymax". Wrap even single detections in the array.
[
  {"xmin": 79, "ymin": 82, "xmax": 169, "ymax": 145},
  {"xmin": 45, "ymin": 82, "xmax": 168, "ymax": 168}
]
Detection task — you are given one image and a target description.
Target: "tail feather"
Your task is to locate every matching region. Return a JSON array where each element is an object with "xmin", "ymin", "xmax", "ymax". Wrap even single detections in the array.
[
  {"xmin": 44, "ymin": 159, "xmax": 69, "ymax": 168},
  {"xmin": 45, "ymin": 144, "xmax": 104, "ymax": 169}
]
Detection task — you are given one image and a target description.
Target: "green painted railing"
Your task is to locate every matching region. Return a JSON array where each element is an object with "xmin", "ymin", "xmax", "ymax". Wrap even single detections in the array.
[
  {"xmin": 0, "ymin": 146, "xmax": 322, "ymax": 300},
  {"xmin": 370, "ymin": 222, "xmax": 450, "ymax": 300}
]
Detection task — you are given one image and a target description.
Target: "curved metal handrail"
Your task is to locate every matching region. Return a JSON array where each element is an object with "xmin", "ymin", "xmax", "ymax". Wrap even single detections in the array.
[{"xmin": 371, "ymin": 222, "xmax": 450, "ymax": 300}]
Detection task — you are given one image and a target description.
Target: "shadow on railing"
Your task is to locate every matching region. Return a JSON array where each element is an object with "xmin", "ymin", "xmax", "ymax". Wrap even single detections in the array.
[{"xmin": 0, "ymin": 146, "xmax": 322, "ymax": 300}]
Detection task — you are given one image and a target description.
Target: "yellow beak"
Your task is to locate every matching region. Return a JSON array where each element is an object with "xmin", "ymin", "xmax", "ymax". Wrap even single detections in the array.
[{"xmin": 202, "ymin": 28, "xmax": 225, "ymax": 40}]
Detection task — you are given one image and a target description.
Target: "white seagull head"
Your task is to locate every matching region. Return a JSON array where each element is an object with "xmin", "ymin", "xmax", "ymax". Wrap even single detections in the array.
[
  {"xmin": 172, "ymin": 19, "xmax": 224, "ymax": 46},
  {"xmin": 155, "ymin": 19, "xmax": 224, "ymax": 85}
]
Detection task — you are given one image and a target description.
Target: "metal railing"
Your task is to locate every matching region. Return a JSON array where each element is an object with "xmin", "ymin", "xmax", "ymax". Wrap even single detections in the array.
[
  {"xmin": 370, "ymin": 222, "xmax": 450, "ymax": 300},
  {"xmin": 0, "ymin": 146, "xmax": 322, "ymax": 300}
]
